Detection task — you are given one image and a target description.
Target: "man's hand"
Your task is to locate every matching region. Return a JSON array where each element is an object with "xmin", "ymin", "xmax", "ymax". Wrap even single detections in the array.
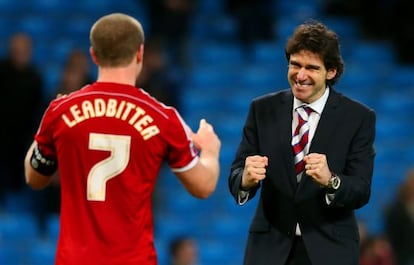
[
  {"xmin": 190, "ymin": 119, "xmax": 221, "ymax": 157},
  {"xmin": 241, "ymin": 155, "xmax": 268, "ymax": 190},
  {"xmin": 304, "ymin": 153, "xmax": 331, "ymax": 186}
]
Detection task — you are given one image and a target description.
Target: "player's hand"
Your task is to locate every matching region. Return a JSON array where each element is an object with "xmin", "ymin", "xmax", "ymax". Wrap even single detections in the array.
[
  {"xmin": 241, "ymin": 155, "xmax": 268, "ymax": 190},
  {"xmin": 304, "ymin": 153, "xmax": 331, "ymax": 186},
  {"xmin": 191, "ymin": 119, "xmax": 221, "ymax": 157}
]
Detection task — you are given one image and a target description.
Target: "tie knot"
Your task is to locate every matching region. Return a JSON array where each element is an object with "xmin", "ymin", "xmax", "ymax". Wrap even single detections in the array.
[
  {"xmin": 302, "ymin": 106, "xmax": 313, "ymax": 115},
  {"xmin": 297, "ymin": 105, "xmax": 313, "ymax": 121}
]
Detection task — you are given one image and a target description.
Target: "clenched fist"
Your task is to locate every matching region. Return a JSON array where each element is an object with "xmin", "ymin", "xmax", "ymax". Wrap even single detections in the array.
[{"xmin": 241, "ymin": 155, "xmax": 268, "ymax": 190}]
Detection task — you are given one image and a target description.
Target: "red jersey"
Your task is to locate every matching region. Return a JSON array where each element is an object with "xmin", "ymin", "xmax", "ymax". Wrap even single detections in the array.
[{"xmin": 35, "ymin": 82, "xmax": 198, "ymax": 265}]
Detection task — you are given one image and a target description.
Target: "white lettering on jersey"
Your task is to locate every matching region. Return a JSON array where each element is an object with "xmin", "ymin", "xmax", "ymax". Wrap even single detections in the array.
[{"xmin": 61, "ymin": 98, "xmax": 160, "ymax": 140}]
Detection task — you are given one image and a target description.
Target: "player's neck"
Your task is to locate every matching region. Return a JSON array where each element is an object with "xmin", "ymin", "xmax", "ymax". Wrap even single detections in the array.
[{"xmin": 96, "ymin": 66, "xmax": 138, "ymax": 86}]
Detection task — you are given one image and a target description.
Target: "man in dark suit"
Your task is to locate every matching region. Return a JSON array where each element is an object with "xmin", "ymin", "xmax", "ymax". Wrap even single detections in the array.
[{"xmin": 229, "ymin": 20, "xmax": 376, "ymax": 265}]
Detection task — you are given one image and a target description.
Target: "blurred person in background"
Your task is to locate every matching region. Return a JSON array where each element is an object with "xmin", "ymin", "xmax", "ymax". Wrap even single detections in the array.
[
  {"xmin": 228, "ymin": 20, "xmax": 376, "ymax": 265},
  {"xmin": 136, "ymin": 37, "xmax": 181, "ymax": 112},
  {"xmin": 384, "ymin": 169, "xmax": 414, "ymax": 265},
  {"xmin": 169, "ymin": 236, "xmax": 199, "ymax": 265},
  {"xmin": 24, "ymin": 13, "xmax": 220, "ymax": 265},
  {"xmin": 321, "ymin": 0, "xmax": 391, "ymax": 40},
  {"xmin": 143, "ymin": 0, "xmax": 196, "ymax": 67},
  {"xmin": 389, "ymin": 0, "xmax": 414, "ymax": 64},
  {"xmin": 359, "ymin": 236, "xmax": 396, "ymax": 265},
  {"xmin": 0, "ymin": 32, "xmax": 44, "ymax": 207},
  {"xmin": 57, "ymin": 48, "xmax": 93, "ymax": 95},
  {"xmin": 357, "ymin": 220, "xmax": 396, "ymax": 265},
  {"xmin": 226, "ymin": 0, "xmax": 275, "ymax": 52},
  {"xmin": 57, "ymin": 65, "xmax": 89, "ymax": 95}
]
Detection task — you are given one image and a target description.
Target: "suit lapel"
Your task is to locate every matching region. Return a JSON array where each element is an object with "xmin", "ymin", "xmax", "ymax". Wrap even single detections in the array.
[
  {"xmin": 277, "ymin": 92, "xmax": 298, "ymax": 191},
  {"xmin": 309, "ymin": 90, "xmax": 341, "ymax": 154}
]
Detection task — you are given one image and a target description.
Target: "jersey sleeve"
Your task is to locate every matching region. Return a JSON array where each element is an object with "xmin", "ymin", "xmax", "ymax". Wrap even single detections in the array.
[
  {"xmin": 165, "ymin": 110, "xmax": 199, "ymax": 172},
  {"xmin": 34, "ymin": 101, "xmax": 59, "ymax": 158}
]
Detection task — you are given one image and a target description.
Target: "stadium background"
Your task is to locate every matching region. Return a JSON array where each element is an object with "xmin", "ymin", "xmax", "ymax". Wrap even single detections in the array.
[{"xmin": 0, "ymin": 0, "xmax": 413, "ymax": 264}]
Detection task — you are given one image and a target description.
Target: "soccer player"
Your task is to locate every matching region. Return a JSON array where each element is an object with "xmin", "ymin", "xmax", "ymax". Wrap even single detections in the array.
[{"xmin": 24, "ymin": 13, "xmax": 221, "ymax": 265}]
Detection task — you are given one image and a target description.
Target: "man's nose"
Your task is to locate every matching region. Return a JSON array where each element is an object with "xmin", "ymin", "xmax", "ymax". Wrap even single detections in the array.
[{"xmin": 296, "ymin": 68, "xmax": 308, "ymax": 80}]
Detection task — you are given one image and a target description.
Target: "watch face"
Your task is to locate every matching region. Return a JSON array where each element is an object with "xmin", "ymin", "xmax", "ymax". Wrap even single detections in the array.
[
  {"xmin": 331, "ymin": 176, "xmax": 340, "ymax": 189},
  {"xmin": 31, "ymin": 158, "xmax": 39, "ymax": 169}
]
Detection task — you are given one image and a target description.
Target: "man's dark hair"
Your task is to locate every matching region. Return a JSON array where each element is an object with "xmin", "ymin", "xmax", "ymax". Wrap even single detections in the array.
[{"xmin": 285, "ymin": 19, "xmax": 345, "ymax": 86}]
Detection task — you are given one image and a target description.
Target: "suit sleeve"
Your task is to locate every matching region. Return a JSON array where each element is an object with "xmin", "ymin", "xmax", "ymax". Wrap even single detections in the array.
[
  {"xmin": 228, "ymin": 101, "xmax": 260, "ymax": 203},
  {"xmin": 328, "ymin": 108, "xmax": 376, "ymax": 209}
]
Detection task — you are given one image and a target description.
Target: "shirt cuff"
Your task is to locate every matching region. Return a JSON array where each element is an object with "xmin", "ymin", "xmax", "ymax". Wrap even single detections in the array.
[
  {"xmin": 238, "ymin": 190, "xmax": 250, "ymax": 205},
  {"xmin": 325, "ymin": 193, "xmax": 335, "ymax": 205}
]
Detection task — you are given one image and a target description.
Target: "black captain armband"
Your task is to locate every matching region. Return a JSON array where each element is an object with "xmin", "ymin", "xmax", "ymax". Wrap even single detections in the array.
[{"xmin": 30, "ymin": 145, "xmax": 58, "ymax": 176}]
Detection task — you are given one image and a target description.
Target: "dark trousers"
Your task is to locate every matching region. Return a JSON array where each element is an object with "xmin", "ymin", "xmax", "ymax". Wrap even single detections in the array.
[{"xmin": 286, "ymin": 236, "xmax": 312, "ymax": 265}]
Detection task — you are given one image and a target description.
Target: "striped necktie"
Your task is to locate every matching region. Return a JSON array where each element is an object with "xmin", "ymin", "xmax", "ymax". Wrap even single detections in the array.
[{"xmin": 292, "ymin": 106, "xmax": 313, "ymax": 181}]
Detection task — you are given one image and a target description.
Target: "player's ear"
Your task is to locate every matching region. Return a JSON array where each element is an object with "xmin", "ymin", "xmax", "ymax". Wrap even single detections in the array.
[
  {"xmin": 89, "ymin": 47, "xmax": 99, "ymax": 65},
  {"xmin": 136, "ymin": 44, "xmax": 144, "ymax": 63}
]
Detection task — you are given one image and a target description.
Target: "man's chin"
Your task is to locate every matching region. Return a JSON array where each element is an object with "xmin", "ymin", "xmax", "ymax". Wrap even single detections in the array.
[{"xmin": 292, "ymin": 90, "xmax": 311, "ymax": 101}]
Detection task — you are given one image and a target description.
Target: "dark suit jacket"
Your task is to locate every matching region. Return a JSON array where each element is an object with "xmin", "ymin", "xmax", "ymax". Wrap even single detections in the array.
[{"xmin": 229, "ymin": 89, "xmax": 376, "ymax": 265}]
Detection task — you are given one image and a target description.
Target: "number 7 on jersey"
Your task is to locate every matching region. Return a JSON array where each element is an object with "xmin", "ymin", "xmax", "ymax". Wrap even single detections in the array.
[{"xmin": 87, "ymin": 133, "xmax": 131, "ymax": 201}]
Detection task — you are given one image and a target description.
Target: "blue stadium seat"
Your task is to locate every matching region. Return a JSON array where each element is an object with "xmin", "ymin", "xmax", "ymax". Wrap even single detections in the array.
[
  {"xmin": 0, "ymin": 17, "xmax": 19, "ymax": 44},
  {"xmin": 28, "ymin": 238, "xmax": 56, "ymax": 265},
  {"xmin": 194, "ymin": 0, "xmax": 225, "ymax": 16},
  {"xmin": 181, "ymin": 87, "xmax": 226, "ymax": 114},
  {"xmin": 275, "ymin": 0, "xmax": 321, "ymax": 20},
  {"xmin": 0, "ymin": 213, "xmax": 38, "ymax": 245},
  {"xmin": 377, "ymin": 92, "xmax": 414, "ymax": 119},
  {"xmin": 338, "ymin": 63, "xmax": 384, "ymax": 110},
  {"xmin": 154, "ymin": 213, "xmax": 200, "ymax": 241},
  {"xmin": 198, "ymin": 238, "xmax": 244, "ymax": 265},
  {"xmin": 30, "ymin": 0, "xmax": 75, "ymax": 15},
  {"xmin": 0, "ymin": 0, "xmax": 29, "ymax": 15},
  {"xmin": 252, "ymin": 41, "xmax": 286, "ymax": 65},
  {"xmin": 0, "ymin": 243, "xmax": 28, "ymax": 265},
  {"xmin": 239, "ymin": 64, "xmax": 287, "ymax": 93},
  {"xmin": 189, "ymin": 42, "xmax": 244, "ymax": 66},
  {"xmin": 322, "ymin": 17, "xmax": 361, "ymax": 42},
  {"xmin": 75, "ymin": 0, "xmax": 113, "ymax": 15},
  {"xmin": 375, "ymin": 120, "xmax": 412, "ymax": 148},
  {"xmin": 190, "ymin": 15, "xmax": 237, "ymax": 42},
  {"xmin": 386, "ymin": 65, "xmax": 414, "ymax": 93},
  {"xmin": 276, "ymin": 18, "xmax": 303, "ymax": 43},
  {"xmin": 18, "ymin": 15, "xmax": 57, "ymax": 41},
  {"xmin": 186, "ymin": 64, "xmax": 240, "ymax": 90},
  {"xmin": 65, "ymin": 15, "xmax": 96, "ymax": 40},
  {"xmin": 350, "ymin": 41, "xmax": 395, "ymax": 61},
  {"xmin": 42, "ymin": 62, "xmax": 63, "ymax": 98},
  {"xmin": 46, "ymin": 214, "xmax": 60, "ymax": 242}
]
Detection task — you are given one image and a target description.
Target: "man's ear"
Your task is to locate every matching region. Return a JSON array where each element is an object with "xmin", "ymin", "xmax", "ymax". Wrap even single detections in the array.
[
  {"xmin": 327, "ymin": 69, "xmax": 337, "ymax": 80},
  {"xmin": 89, "ymin": 47, "xmax": 98, "ymax": 65}
]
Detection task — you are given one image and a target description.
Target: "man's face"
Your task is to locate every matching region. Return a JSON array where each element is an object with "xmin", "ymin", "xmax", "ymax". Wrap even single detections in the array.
[
  {"xmin": 10, "ymin": 34, "xmax": 32, "ymax": 68},
  {"xmin": 287, "ymin": 50, "xmax": 336, "ymax": 103}
]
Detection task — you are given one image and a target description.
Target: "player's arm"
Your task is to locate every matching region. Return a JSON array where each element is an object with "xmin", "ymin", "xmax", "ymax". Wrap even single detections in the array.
[
  {"xmin": 175, "ymin": 119, "xmax": 221, "ymax": 199},
  {"xmin": 24, "ymin": 141, "xmax": 57, "ymax": 189}
]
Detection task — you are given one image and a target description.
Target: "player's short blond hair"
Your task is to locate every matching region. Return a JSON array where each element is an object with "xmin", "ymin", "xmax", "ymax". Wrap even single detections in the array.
[{"xmin": 90, "ymin": 13, "xmax": 145, "ymax": 67}]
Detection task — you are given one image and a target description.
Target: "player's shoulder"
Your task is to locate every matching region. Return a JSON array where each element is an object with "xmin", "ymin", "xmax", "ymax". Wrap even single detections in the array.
[
  {"xmin": 47, "ymin": 85, "xmax": 89, "ymax": 110},
  {"xmin": 137, "ymin": 88, "xmax": 182, "ymax": 119}
]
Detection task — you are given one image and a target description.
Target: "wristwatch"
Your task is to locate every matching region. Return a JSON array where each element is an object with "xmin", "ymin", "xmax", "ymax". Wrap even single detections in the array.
[{"xmin": 327, "ymin": 172, "xmax": 341, "ymax": 192}]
